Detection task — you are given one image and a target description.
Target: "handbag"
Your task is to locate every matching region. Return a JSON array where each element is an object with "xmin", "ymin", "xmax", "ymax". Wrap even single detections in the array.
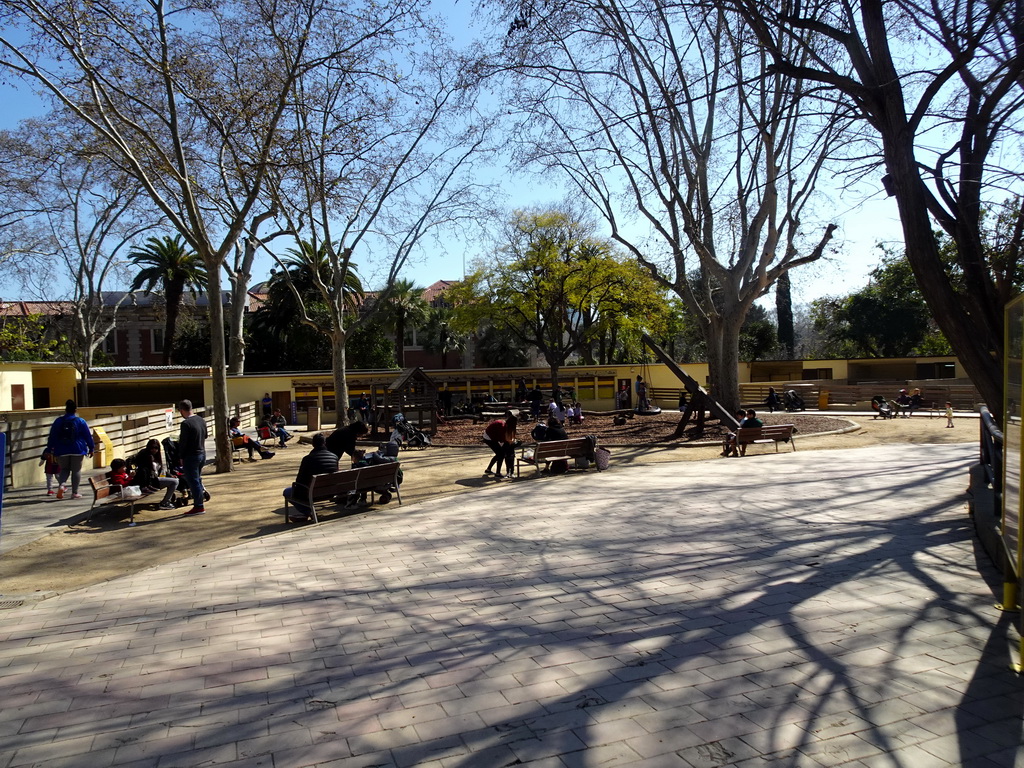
[
  {"xmin": 121, "ymin": 485, "xmax": 143, "ymax": 499},
  {"xmin": 594, "ymin": 447, "xmax": 611, "ymax": 471}
]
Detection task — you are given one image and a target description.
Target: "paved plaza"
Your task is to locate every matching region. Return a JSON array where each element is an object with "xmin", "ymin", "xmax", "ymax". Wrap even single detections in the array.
[{"xmin": 0, "ymin": 442, "xmax": 1021, "ymax": 767}]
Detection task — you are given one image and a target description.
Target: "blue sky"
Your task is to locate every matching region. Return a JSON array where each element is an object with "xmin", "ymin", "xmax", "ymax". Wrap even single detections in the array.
[{"xmin": 0, "ymin": 7, "xmax": 905, "ymax": 308}]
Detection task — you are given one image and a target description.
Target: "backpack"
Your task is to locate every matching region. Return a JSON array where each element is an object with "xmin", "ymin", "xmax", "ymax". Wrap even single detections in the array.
[
  {"xmin": 531, "ymin": 423, "xmax": 548, "ymax": 441},
  {"xmin": 60, "ymin": 416, "xmax": 77, "ymax": 442}
]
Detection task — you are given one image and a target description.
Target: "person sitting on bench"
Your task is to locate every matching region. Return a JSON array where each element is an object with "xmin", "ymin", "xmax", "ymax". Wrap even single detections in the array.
[
  {"xmin": 132, "ymin": 438, "xmax": 180, "ymax": 510},
  {"xmin": 283, "ymin": 433, "xmax": 339, "ymax": 523}
]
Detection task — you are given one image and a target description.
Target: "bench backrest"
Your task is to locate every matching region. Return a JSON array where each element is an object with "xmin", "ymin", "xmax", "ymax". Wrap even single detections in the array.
[
  {"xmin": 736, "ymin": 424, "xmax": 794, "ymax": 441},
  {"xmin": 534, "ymin": 438, "xmax": 591, "ymax": 460},
  {"xmin": 89, "ymin": 476, "xmax": 118, "ymax": 501},
  {"xmin": 308, "ymin": 469, "xmax": 360, "ymax": 501},
  {"xmin": 307, "ymin": 462, "xmax": 401, "ymax": 503},
  {"xmin": 353, "ymin": 462, "xmax": 400, "ymax": 490}
]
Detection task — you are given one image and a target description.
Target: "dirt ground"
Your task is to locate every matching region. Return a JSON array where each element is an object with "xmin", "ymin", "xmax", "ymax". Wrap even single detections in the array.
[{"xmin": 0, "ymin": 411, "xmax": 973, "ymax": 599}]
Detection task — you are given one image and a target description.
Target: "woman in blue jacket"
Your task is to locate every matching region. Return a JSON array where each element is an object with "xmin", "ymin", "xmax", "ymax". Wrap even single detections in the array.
[{"xmin": 45, "ymin": 400, "xmax": 95, "ymax": 500}]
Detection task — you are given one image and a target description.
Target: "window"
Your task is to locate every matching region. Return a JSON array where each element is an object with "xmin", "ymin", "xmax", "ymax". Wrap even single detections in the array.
[
  {"xmin": 916, "ymin": 362, "xmax": 956, "ymax": 379},
  {"xmin": 101, "ymin": 331, "xmax": 117, "ymax": 355},
  {"xmin": 151, "ymin": 328, "xmax": 164, "ymax": 354}
]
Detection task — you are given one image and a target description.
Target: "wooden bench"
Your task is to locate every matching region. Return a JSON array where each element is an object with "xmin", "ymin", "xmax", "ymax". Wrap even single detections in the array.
[
  {"xmin": 87, "ymin": 477, "xmax": 158, "ymax": 527},
  {"xmin": 284, "ymin": 462, "xmax": 402, "ymax": 524},
  {"xmin": 734, "ymin": 424, "xmax": 796, "ymax": 455},
  {"xmin": 516, "ymin": 437, "xmax": 596, "ymax": 477}
]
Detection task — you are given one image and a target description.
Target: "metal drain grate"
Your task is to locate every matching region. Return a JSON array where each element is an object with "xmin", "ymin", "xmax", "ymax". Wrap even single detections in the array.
[{"xmin": 0, "ymin": 600, "xmax": 25, "ymax": 610}]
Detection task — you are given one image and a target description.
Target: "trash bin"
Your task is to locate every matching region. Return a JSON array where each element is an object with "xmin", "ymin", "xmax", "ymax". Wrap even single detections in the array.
[
  {"xmin": 92, "ymin": 427, "xmax": 112, "ymax": 468},
  {"xmin": 818, "ymin": 391, "xmax": 829, "ymax": 410},
  {"xmin": 307, "ymin": 406, "xmax": 321, "ymax": 431}
]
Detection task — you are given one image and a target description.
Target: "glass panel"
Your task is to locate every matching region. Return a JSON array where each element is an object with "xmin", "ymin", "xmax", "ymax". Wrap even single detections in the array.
[
  {"xmin": 294, "ymin": 388, "xmax": 319, "ymax": 411},
  {"xmin": 1004, "ymin": 299, "xmax": 1022, "ymax": 572},
  {"xmin": 322, "ymin": 389, "xmax": 336, "ymax": 411}
]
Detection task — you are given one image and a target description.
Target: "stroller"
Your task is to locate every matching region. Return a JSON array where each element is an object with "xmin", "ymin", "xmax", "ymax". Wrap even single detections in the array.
[
  {"xmin": 783, "ymin": 389, "xmax": 806, "ymax": 411},
  {"xmin": 390, "ymin": 413, "xmax": 432, "ymax": 449},
  {"xmin": 871, "ymin": 395, "xmax": 894, "ymax": 419},
  {"xmin": 162, "ymin": 437, "xmax": 210, "ymax": 507}
]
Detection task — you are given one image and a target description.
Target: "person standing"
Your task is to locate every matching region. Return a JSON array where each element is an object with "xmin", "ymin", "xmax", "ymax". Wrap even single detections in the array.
[
  {"xmin": 261, "ymin": 393, "xmax": 273, "ymax": 417},
  {"xmin": 46, "ymin": 400, "xmax": 95, "ymax": 500},
  {"xmin": 176, "ymin": 399, "xmax": 208, "ymax": 516},
  {"xmin": 325, "ymin": 420, "xmax": 368, "ymax": 460}
]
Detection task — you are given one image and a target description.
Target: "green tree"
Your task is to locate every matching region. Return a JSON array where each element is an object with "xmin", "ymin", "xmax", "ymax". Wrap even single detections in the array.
[
  {"xmin": 377, "ymin": 280, "xmax": 429, "ymax": 369},
  {"xmin": 0, "ymin": 314, "xmax": 59, "ymax": 362},
  {"xmin": 247, "ymin": 241, "xmax": 363, "ymax": 372},
  {"xmin": 474, "ymin": 325, "xmax": 530, "ymax": 368},
  {"xmin": 450, "ymin": 209, "xmax": 668, "ymax": 388},
  {"xmin": 419, "ymin": 305, "xmax": 469, "ymax": 369},
  {"xmin": 346, "ymin": 318, "xmax": 399, "ymax": 371},
  {"xmin": 129, "ymin": 235, "xmax": 207, "ymax": 365},
  {"xmin": 809, "ymin": 249, "xmax": 951, "ymax": 358}
]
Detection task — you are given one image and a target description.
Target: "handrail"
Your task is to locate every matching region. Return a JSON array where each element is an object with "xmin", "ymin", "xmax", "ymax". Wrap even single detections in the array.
[{"xmin": 979, "ymin": 406, "xmax": 1003, "ymax": 495}]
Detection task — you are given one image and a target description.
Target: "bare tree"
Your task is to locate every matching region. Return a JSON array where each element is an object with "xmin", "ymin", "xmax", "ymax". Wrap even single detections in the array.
[
  {"xmin": 492, "ymin": 0, "xmax": 842, "ymax": 407},
  {"xmin": 727, "ymin": 0, "xmax": 1024, "ymax": 421},
  {"xmin": 0, "ymin": 0, "xmax": 404, "ymax": 469},
  {"xmin": 33, "ymin": 149, "xmax": 155, "ymax": 403},
  {"xmin": 267, "ymin": 19, "xmax": 494, "ymax": 422}
]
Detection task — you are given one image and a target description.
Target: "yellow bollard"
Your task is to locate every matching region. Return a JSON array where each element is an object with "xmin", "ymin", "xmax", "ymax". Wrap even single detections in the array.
[{"xmin": 997, "ymin": 581, "xmax": 1019, "ymax": 613}]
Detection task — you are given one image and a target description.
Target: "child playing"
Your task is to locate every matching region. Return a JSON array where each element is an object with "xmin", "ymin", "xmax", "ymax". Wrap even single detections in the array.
[
  {"xmin": 40, "ymin": 451, "xmax": 60, "ymax": 496},
  {"xmin": 945, "ymin": 402, "xmax": 954, "ymax": 428}
]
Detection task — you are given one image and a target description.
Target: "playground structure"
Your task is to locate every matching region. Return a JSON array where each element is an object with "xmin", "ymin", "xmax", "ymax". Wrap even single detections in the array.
[{"xmin": 641, "ymin": 334, "xmax": 740, "ymax": 437}]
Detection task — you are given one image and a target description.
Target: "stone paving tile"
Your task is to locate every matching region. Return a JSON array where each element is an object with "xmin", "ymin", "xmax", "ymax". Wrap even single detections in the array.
[{"xmin": 0, "ymin": 444, "xmax": 1019, "ymax": 768}]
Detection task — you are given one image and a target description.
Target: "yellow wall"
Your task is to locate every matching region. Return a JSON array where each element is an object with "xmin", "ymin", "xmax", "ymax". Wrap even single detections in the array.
[
  {"xmin": 30, "ymin": 365, "xmax": 79, "ymax": 407},
  {"xmin": 0, "ymin": 365, "xmax": 34, "ymax": 410}
]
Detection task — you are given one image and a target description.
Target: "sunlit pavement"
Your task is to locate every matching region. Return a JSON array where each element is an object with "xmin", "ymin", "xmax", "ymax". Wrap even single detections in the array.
[{"xmin": 1, "ymin": 442, "xmax": 1021, "ymax": 768}]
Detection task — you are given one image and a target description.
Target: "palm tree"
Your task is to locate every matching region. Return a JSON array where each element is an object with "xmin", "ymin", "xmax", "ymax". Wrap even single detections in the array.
[
  {"xmin": 129, "ymin": 235, "xmax": 207, "ymax": 365},
  {"xmin": 379, "ymin": 279, "xmax": 429, "ymax": 368},
  {"xmin": 248, "ymin": 241, "xmax": 364, "ymax": 369},
  {"xmin": 420, "ymin": 306, "xmax": 468, "ymax": 369}
]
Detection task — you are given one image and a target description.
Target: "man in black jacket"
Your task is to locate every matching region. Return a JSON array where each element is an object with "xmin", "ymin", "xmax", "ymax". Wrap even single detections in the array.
[
  {"xmin": 283, "ymin": 433, "xmax": 339, "ymax": 522},
  {"xmin": 325, "ymin": 420, "xmax": 368, "ymax": 460}
]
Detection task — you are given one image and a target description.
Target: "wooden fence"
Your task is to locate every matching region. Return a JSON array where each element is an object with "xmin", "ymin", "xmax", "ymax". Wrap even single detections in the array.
[
  {"xmin": 2, "ymin": 402, "xmax": 257, "ymax": 490},
  {"xmin": 739, "ymin": 381, "xmax": 983, "ymax": 412}
]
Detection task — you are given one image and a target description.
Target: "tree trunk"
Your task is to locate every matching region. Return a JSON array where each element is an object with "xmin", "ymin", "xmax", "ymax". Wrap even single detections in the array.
[
  {"xmin": 205, "ymin": 265, "xmax": 233, "ymax": 473},
  {"xmin": 395, "ymin": 314, "xmax": 406, "ymax": 368},
  {"xmin": 227, "ymin": 278, "xmax": 248, "ymax": 375},
  {"xmin": 164, "ymin": 279, "xmax": 184, "ymax": 366},
  {"xmin": 884, "ymin": 138, "xmax": 1004, "ymax": 422},
  {"xmin": 332, "ymin": 331, "xmax": 349, "ymax": 428},
  {"xmin": 776, "ymin": 271, "xmax": 794, "ymax": 357},
  {"xmin": 79, "ymin": 368, "xmax": 90, "ymax": 407},
  {"xmin": 706, "ymin": 315, "xmax": 743, "ymax": 412}
]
